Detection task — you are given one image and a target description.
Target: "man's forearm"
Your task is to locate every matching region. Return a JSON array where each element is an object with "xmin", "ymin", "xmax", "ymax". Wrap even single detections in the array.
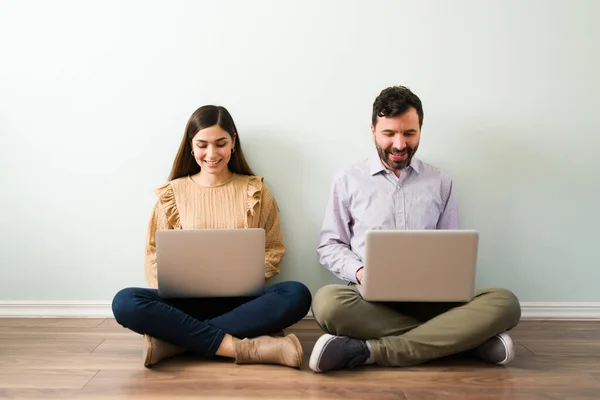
[{"xmin": 318, "ymin": 243, "xmax": 364, "ymax": 283}]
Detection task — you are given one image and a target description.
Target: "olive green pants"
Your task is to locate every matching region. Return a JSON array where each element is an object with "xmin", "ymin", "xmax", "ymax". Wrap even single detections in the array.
[{"xmin": 311, "ymin": 285, "xmax": 521, "ymax": 367}]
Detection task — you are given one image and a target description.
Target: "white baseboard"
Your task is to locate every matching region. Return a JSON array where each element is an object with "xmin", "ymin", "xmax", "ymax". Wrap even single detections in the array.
[
  {"xmin": 0, "ymin": 301, "xmax": 113, "ymax": 318},
  {"xmin": 519, "ymin": 302, "xmax": 600, "ymax": 320},
  {"xmin": 0, "ymin": 301, "xmax": 599, "ymax": 320}
]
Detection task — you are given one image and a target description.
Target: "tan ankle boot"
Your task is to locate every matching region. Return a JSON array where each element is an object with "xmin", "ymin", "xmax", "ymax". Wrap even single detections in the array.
[
  {"xmin": 234, "ymin": 333, "xmax": 303, "ymax": 368},
  {"xmin": 143, "ymin": 334, "xmax": 187, "ymax": 368}
]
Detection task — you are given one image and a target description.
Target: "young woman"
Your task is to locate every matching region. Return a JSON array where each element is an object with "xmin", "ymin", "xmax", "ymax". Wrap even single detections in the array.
[{"xmin": 112, "ymin": 105, "xmax": 311, "ymax": 368}]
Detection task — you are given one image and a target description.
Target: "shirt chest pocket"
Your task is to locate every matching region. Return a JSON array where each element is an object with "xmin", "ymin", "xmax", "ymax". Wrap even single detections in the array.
[{"xmin": 407, "ymin": 191, "xmax": 443, "ymax": 229}]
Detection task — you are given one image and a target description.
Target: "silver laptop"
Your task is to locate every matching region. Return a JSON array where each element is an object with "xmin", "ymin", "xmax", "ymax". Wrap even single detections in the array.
[
  {"xmin": 156, "ymin": 228, "xmax": 265, "ymax": 298},
  {"xmin": 357, "ymin": 230, "xmax": 478, "ymax": 302}
]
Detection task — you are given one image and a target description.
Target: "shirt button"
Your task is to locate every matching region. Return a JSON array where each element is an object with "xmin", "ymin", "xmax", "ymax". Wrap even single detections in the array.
[
  {"xmin": 396, "ymin": 186, "xmax": 400, "ymax": 190},
  {"xmin": 397, "ymin": 209, "xmax": 402, "ymax": 215}
]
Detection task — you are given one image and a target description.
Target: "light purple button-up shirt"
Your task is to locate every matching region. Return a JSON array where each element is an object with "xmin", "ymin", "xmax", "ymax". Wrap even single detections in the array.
[{"xmin": 317, "ymin": 154, "xmax": 460, "ymax": 283}]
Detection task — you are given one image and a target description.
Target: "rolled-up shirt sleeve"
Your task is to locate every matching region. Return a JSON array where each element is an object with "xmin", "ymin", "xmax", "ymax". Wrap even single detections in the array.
[{"xmin": 317, "ymin": 175, "xmax": 364, "ymax": 283}]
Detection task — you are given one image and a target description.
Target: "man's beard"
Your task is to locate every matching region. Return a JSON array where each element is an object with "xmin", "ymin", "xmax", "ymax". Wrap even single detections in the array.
[{"xmin": 376, "ymin": 143, "xmax": 418, "ymax": 171}]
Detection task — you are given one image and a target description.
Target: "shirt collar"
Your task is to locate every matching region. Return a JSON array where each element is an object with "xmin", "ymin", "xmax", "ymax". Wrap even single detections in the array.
[{"xmin": 369, "ymin": 153, "xmax": 420, "ymax": 176}]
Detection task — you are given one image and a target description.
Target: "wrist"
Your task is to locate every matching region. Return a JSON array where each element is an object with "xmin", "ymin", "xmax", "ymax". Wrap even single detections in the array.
[{"xmin": 356, "ymin": 266, "xmax": 364, "ymax": 284}]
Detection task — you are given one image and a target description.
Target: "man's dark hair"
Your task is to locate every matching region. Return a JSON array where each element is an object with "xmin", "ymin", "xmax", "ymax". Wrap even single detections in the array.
[{"xmin": 371, "ymin": 86, "xmax": 424, "ymax": 128}]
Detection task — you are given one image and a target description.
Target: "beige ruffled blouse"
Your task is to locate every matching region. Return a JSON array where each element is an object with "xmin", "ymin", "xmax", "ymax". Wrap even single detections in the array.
[{"xmin": 143, "ymin": 174, "xmax": 285, "ymax": 288}]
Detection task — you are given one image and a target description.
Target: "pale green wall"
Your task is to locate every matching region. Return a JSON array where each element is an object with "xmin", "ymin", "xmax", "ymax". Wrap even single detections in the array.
[{"xmin": 1, "ymin": 0, "xmax": 598, "ymax": 302}]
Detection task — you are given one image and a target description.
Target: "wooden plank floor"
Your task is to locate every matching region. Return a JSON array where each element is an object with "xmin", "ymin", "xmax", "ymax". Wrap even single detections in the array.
[{"xmin": 0, "ymin": 319, "xmax": 599, "ymax": 399}]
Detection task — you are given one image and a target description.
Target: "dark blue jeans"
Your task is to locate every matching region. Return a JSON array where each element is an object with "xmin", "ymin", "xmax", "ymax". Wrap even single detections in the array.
[{"xmin": 112, "ymin": 281, "xmax": 311, "ymax": 358}]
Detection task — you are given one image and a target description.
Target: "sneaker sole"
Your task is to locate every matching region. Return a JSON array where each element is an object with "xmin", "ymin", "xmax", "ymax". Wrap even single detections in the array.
[
  {"xmin": 496, "ymin": 332, "xmax": 515, "ymax": 365},
  {"xmin": 309, "ymin": 334, "xmax": 336, "ymax": 373}
]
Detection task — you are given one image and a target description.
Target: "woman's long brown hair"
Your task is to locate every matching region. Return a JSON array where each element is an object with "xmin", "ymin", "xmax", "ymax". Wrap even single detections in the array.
[{"xmin": 168, "ymin": 105, "xmax": 255, "ymax": 181}]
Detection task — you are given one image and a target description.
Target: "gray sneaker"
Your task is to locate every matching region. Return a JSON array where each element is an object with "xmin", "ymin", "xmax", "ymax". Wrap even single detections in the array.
[
  {"xmin": 473, "ymin": 332, "xmax": 515, "ymax": 365},
  {"xmin": 309, "ymin": 334, "xmax": 370, "ymax": 373}
]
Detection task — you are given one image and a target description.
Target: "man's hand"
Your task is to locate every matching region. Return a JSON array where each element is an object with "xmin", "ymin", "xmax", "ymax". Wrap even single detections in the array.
[{"xmin": 356, "ymin": 267, "xmax": 364, "ymax": 284}]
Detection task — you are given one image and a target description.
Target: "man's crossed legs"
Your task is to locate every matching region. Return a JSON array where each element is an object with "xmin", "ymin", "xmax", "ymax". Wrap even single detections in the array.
[{"xmin": 310, "ymin": 285, "xmax": 521, "ymax": 372}]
